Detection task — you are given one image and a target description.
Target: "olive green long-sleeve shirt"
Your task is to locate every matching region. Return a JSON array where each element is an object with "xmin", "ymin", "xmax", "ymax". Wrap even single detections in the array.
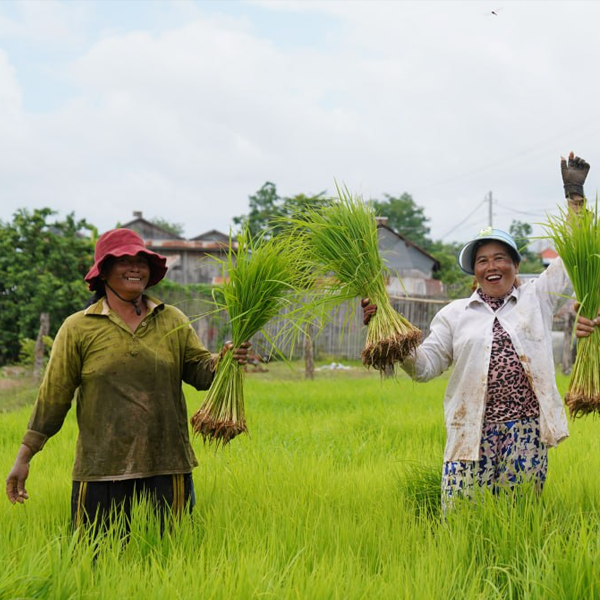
[{"xmin": 22, "ymin": 296, "xmax": 216, "ymax": 481}]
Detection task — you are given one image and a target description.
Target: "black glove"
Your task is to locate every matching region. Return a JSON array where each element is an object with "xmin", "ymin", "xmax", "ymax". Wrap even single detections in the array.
[{"xmin": 561, "ymin": 152, "xmax": 590, "ymax": 199}]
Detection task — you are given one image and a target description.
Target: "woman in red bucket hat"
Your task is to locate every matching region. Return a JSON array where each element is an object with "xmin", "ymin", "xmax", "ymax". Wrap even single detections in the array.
[{"xmin": 6, "ymin": 228, "xmax": 250, "ymax": 533}]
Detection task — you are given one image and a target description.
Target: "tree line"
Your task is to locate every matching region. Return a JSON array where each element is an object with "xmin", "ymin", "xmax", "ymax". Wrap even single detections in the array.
[{"xmin": 0, "ymin": 188, "xmax": 544, "ymax": 366}]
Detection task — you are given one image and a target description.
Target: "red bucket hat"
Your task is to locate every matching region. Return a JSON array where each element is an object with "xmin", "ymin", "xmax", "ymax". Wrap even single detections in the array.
[{"xmin": 84, "ymin": 228, "xmax": 168, "ymax": 291}]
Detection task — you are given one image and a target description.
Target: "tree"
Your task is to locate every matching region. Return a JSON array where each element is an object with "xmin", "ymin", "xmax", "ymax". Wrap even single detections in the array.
[
  {"xmin": 233, "ymin": 183, "xmax": 328, "ymax": 376},
  {"xmin": 233, "ymin": 182, "xmax": 281, "ymax": 238},
  {"xmin": 509, "ymin": 220, "xmax": 545, "ymax": 274},
  {"xmin": 428, "ymin": 240, "xmax": 474, "ymax": 299},
  {"xmin": 150, "ymin": 217, "xmax": 185, "ymax": 237},
  {"xmin": 233, "ymin": 182, "xmax": 328, "ymax": 237},
  {"xmin": 371, "ymin": 193, "xmax": 432, "ymax": 249},
  {"xmin": 0, "ymin": 208, "xmax": 95, "ymax": 365}
]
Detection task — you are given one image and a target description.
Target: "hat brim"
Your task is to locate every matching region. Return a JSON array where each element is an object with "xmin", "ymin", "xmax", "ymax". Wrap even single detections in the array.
[{"xmin": 84, "ymin": 245, "xmax": 168, "ymax": 291}]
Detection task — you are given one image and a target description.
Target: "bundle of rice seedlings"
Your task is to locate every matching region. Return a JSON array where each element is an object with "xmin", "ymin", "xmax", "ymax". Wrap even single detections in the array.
[
  {"xmin": 290, "ymin": 185, "xmax": 421, "ymax": 372},
  {"xmin": 190, "ymin": 228, "xmax": 308, "ymax": 445},
  {"xmin": 397, "ymin": 461, "xmax": 442, "ymax": 519},
  {"xmin": 543, "ymin": 200, "xmax": 600, "ymax": 417}
]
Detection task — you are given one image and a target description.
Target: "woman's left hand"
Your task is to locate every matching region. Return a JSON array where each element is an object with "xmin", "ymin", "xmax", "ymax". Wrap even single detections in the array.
[
  {"xmin": 221, "ymin": 341, "xmax": 252, "ymax": 364},
  {"xmin": 561, "ymin": 151, "xmax": 590, "ymax": 201},
  {"xmin": 576, "ymin": 314, "xmax": 600, "ymax": 338},
  {"xmin": 361, "ymin": 298, "xmax": 378, "ymax": 326}
]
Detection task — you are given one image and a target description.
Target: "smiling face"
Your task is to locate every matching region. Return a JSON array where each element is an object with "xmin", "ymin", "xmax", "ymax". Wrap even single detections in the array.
[
  {"xmin": 102, "ymin": 253, "xmax": 151, "ymax": 300},
  {"xmin": 473, "ymin": 241, "xmax": 519, "ymax": 298}
]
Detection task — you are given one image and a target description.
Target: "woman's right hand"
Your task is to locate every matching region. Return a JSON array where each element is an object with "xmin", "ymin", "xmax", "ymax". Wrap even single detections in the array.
[
  {"xmin": 361, "ymin": 298, "xmax": 378, "ymax": 326},
  {"xmin": 6, "ymin": 445, "xmax": 32, "ymax": 504}
]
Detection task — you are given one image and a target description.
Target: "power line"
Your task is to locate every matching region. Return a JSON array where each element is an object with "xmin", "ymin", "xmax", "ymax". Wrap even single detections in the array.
[
  {"xmin": 495, "ymin": 208, "xmax": 547, "ymax": 217},
  {"xmin": 495, "ymin": 201, "xmax": 558, "ymax": 218},
  {"xmin": 412, "ymin": 117, "xmax": 600, "ymax": 193},
  {"xmin": 440, "ymin": 198, "xmax": 486, "ymax": 240}
]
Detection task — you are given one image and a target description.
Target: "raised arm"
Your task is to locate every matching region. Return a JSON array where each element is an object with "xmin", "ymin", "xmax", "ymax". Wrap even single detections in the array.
[
  {"xmin": 561, "ymin": 151, "xmax": 598, "ymax": 334},
  {"xmin": 561, "ymin": 150, "xmax": 589, "ymax": 212}
]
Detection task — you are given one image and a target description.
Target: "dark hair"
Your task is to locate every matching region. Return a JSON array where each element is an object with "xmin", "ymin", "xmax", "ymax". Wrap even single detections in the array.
[
  {"xmin": 84, "ymin": 258, "xmax": 113, "ymax": 308},
  {"xmin": 84, "ymin": 287, "xmax": 106, "ymax": 308},
  {"xmin": 471, "ymin": 239, "xmax": 520, "ymax": 269}
]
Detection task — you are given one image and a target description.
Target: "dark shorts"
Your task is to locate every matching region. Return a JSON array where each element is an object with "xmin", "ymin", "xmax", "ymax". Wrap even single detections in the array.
[{"xmin": 71, "ymin": 473, "xmax": 195, "ymax": 532}]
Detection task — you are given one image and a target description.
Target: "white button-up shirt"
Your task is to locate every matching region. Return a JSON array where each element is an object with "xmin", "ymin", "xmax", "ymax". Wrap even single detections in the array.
[{"xmin": 403, "ymin": 257, "xmax": 572, "ymax": 461}]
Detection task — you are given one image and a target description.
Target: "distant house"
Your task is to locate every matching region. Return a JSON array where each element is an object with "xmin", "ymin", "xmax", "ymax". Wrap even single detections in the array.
[
  {"xmin": 540, "ymin": 247, "xmax": 559, "ymax": 267},
  {"xmin": 376, "ymin": 217, "xmax": 443, "ymax": 297},
  {"xmin": 121, "ymin": 212, "xmax": 235, "ymax": 285}
]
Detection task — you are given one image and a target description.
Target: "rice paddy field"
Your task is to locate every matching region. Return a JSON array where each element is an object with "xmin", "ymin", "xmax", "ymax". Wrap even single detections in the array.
[{"xmin": 2, "ymin": 364, "xmax": 600, "ymax": 599}]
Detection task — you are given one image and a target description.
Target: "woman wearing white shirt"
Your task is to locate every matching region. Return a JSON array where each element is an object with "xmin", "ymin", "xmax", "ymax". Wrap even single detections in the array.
[{"xmin": 363, "ymin": 152, "xmax": 588, "ymax": 509}]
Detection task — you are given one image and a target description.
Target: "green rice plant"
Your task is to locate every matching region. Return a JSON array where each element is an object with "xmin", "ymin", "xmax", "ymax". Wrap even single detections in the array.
[
  {"xmin": 397, "ymin": 460, "xmax": 442, "ymax": 519},
  {"xmin": 543, "ymin": 199, "xmax": 600, "ymax": 416},
  {"xmin": 190, "ymin": 228, "xmax": 311, "ymax": 446},
  {"xmin": 289, "ymin": 184, "xmax": 421, "ymax": 372},
  {"xmin": 8, "ymin": 371, "xmax": 600, "ymax": 599}
]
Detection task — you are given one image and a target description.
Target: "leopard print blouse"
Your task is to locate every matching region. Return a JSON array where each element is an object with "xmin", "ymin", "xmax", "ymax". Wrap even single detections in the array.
[{"xmin": 478, "ymin": 288, "xmax": 539, "ymax": 423}]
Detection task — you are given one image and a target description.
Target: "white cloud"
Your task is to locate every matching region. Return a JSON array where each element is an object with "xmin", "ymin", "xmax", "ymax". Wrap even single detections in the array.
[
  {"xmin": 1, "ymin": 0, "xmax": 90, "ymax": 44},
  {"xmin": 1, "ymin": 0, "xmax": 600, "ymax": 242},
  {"xmin": 0, "ymin": 49, "xmax": 23, "ymax": 120}
]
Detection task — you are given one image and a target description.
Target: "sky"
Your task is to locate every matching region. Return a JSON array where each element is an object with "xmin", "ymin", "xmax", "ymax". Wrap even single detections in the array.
[{"xmin": 1, "ymin": 0, "xmax": 600, "ymax": 245}]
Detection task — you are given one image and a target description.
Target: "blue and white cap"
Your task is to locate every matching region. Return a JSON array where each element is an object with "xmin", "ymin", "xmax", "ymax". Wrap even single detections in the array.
[{"xmin": 457, "ymin": 227, "xmax": 522, "ymax": 275}]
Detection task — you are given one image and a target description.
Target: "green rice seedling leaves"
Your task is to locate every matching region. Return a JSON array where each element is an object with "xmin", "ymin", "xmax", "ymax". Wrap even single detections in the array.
[
  {"xmin": 397, "ymin": 460, "xmax": 442, "ymax": 519},
  {"xmin": 190, "ymin": 228, "xmax": 312, "ymax": 446},
  {"xmin": 287, "ymin": 184, "xmax": 421, "ymax": 372},
  {"xmin": 543, "ymin": 199, "xmax": 600, "ymax": 417}
]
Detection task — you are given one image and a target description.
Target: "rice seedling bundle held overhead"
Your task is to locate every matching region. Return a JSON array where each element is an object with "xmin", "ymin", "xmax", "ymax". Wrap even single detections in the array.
[
  {"xmin": 296, "ymin": 185, "xmax": 421, "ymax": 372},
  {"xmin": 190, "ymin": 228, "xmax": 308, "ymax": 446},
  {"xmin": 543, "ymin": 199, "xmax": 600, "ymax": 417}
]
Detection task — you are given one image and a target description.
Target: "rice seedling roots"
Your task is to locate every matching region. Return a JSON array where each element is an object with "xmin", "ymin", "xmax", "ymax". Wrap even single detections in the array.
[
  {"xmin": 565, "ymin": 392, "xmax": 600, "ymax": 418},
  {"xmin": 566, "ymin": 390, "xmax": 600, "ymax": 418},
  {"xmin": 361, "ymin": 329, "xmax": 422, "ymax": 371},
  {"xmin": 190, "ymin": 409, "xmax": 248, "ymax": 446}
]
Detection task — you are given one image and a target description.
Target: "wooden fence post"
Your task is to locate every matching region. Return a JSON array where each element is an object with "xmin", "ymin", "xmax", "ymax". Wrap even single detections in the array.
[
  {"xmin": 33, "ymin": 312, "xmax": 50, "ymax": 380},
  {"xmin": 304, "ymin": 322, "xmax": 314, "ymax": 379}
]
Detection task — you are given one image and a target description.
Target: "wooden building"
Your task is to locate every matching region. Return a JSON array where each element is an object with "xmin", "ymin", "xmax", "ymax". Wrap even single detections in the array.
[
  {"xmin": 121, "ymin": 212, "xmax": 235, "ymax": 285},
  {"xmin": 376, "ymin": 217, "xmax": 443, "ymax": 297}
]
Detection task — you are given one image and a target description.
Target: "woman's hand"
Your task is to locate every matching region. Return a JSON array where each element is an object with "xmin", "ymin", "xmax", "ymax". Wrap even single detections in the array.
[
  {"xmin": 221, "ymin": 341, "xmax": 252, "ymax": 364},
  {"xmin": 576, "ymin": 314, "xmax": 600, "ymax": 338},
  {"xmin": 6, "ymin": 445, "xmax": 33, "ymax": 504},
  {"xmin": 361, "ymin": 298, "xmax": 378, "ymax": 326},
  {"xmin": 561, "ymin": 151, "xmax": 590, "ymax": 207}
]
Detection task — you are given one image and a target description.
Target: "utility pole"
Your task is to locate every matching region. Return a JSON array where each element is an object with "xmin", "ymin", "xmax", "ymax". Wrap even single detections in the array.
[{"xmin": 487, "ymin": 191, "xmax": 493, "ymax": 228}]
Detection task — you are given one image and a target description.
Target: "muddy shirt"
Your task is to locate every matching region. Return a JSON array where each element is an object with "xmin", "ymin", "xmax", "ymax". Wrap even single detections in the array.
[
  {"xmin": 402, "ymin": 258, "xmax": 571, "ymax": 462},
  {"xmin": 22, "ymin": 296, "xmax": 216, "ymax": 481}
]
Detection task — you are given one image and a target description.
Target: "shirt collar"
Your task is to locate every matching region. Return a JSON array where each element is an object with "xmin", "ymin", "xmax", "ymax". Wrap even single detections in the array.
[
  {"xmin": 467, "ymin": 285, "xmax": 518, "ymax": 308},
  {"xmin": 477, "ymin": 286, "xmax": 516, "ymax": 305},
  {"xmin": 83, "ymin": 294, "xmax": 164, "ymax": 316}
]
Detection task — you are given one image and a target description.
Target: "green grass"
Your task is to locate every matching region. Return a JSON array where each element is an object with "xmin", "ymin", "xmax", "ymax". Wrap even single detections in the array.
[
  {"xmin": 0, "ymin": 377, "xmax": 38, "ymax": 413},
  {"xmin": 2, "ymin": 367, "xmax": 600, "ymax": 599}
]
